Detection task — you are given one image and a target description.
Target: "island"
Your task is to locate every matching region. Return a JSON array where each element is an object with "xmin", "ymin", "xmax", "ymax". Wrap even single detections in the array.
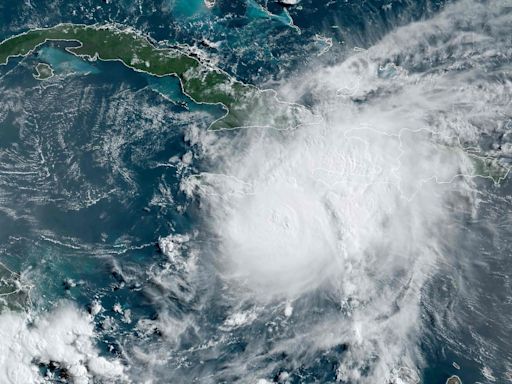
[
  {"xmin": 0, "ymin": 24, "xmax": 302, "ymax": 130},
  {"xmin": 446, "ymin": 375, "xmax": 462, "ymax": 384},
  {"xmin": 33, "ymin": 62, "xmax": 54, "ymax": 80}
]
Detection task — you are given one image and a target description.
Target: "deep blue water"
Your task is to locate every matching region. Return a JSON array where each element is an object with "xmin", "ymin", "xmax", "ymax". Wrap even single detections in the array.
[{"xmin": 1, "ymin": 1, "xmax": 511, "ymax": 383}]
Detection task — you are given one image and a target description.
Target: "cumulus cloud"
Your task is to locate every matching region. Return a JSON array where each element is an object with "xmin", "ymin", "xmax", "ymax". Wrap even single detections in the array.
[{"xmin": 0, "ymin": 304, "xmax": 127, "ymax": 384}]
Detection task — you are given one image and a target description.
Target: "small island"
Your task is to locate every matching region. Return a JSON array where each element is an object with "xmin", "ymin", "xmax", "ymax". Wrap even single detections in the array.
[
  {"xmin": 33, "ymin": 62, "xmax": 54, "ymax": 80},
  {"xmin": 0, "ymin": 24, "xmax": 301, "ymax": 130},
  {"xmin": 446, "ymin": 375, "xmax": 462, "ymax": 384}
]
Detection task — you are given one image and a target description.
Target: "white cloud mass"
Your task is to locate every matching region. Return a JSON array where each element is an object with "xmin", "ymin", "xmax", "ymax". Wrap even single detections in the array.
[
  {"xmin": 0, "ymin": 304, "xmax": 126, "ymax": 384},
  {"xmin": 180, "ymin": 0, "xmax": 512, "ymax": 381}
]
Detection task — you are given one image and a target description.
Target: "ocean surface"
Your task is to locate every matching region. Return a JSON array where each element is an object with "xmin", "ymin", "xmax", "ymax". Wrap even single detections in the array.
[{"xmin": 0, "ymin": 0, "xmax": 511, "ymax": 383}]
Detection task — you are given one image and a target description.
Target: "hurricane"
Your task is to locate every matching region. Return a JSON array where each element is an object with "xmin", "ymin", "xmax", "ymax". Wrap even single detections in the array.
[{"xmin": 177, "ymin": 0, "xmax": 511, "ymax": 381}]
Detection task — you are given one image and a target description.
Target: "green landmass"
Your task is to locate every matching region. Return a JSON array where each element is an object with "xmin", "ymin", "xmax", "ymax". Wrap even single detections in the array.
[
  {"xmin": 0, "ymin": 263, "xmax": 29, "ymax": 311},
  {"xmin": 469, "ymin": 154, "xmax": 509, "ymax": 184},
  {"xmin": 446, "ymin": 375, "xmax": 462, "ymax": 384},
  {"xmin": 33, "ymin": 62, "xmax": 54, "ymax": 80},
  {"xmin": 0, "ymin": 24, "xmax": 301, "ymax": 130}
]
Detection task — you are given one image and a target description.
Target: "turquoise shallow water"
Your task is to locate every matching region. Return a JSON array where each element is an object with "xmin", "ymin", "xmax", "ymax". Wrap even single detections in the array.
[
  {"xmin": 171, "ymin": 0, "xmax": 208, "ymax": 18},
  {"xmin": 0, "ymin": 1, "xmax": 511, "ymax": 383},
  {"xmin": 37, "ymin": 45, "xmax": 100, "ymax": 76}
]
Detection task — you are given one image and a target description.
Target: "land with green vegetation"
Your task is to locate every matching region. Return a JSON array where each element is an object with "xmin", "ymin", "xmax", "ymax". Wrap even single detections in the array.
[
  {"xmin": 33, "ymin": 62, "xmax": 54, "ymax": 80},
  {"xmin": 0, "ymin": 263, "xmax": 29, "ymax": 311},
  {"xmin": 469, "ymin": 153, "xmax": 509, "ymax": 184},
  {"xmin": 0, "ymin": 24, "xmax": 300, "ymax": 130}
]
